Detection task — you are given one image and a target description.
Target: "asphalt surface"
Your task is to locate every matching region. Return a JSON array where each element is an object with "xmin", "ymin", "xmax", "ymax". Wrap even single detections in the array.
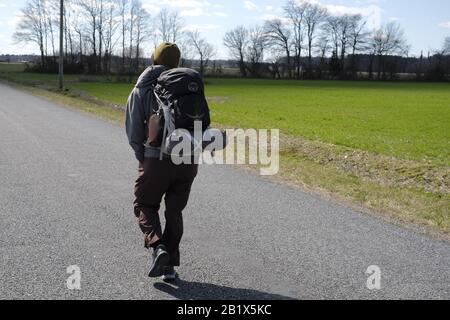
[{"xmin": 0, "ymin": 83, "xmax": 449, "ymax": 300}]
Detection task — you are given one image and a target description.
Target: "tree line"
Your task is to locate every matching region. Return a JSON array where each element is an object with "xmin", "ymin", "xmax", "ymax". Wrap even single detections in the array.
[
  {"xmin": 223, "ymin": 0, "xmax": 449, "ymax": 81},
  {"xmin": 13, "ymin": 0, "xmax": 214, "ymax": 75},
  {"xmin": 13, "ymin": 0, "xmax": 450, "ymax": 81}
]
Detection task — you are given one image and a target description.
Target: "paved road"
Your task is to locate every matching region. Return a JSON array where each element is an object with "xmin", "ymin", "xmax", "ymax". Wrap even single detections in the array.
[{"xmin": 0, "ymin": 83, "xmax": 449, "ymax": 300}]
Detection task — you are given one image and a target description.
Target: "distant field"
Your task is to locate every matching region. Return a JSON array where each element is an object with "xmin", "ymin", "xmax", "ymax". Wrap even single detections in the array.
[
  {"xmin": 73, "ymin": 78, "xmax": 450, "ymax": 166},
  {"xmin": 210, "ymin": 79, "xmax": 450, "ymax": 165},
  {"xmin": 0, "ymin": 62, "xmax": 26, "ymax": 72}
]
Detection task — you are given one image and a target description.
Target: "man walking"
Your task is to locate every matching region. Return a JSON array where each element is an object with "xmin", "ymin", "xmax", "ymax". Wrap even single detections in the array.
[{"xmin": 125, "ymin": 43, "xmax": 198, "ymax": 282}]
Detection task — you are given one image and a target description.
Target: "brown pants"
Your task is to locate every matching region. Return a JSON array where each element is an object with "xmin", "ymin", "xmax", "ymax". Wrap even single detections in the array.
[{"xmin": 134, "ymin": 157, "xmax": 198, "ymax": 266}]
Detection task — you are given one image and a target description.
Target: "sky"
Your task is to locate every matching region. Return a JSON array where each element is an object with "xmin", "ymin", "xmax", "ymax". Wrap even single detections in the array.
[{"xmin": 0, "ymin": 0, "xmax": 449, "ymax": 58}]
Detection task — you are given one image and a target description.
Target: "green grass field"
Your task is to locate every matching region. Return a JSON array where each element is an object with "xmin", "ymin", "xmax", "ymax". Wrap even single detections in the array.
[
  {"xmin": 0, "ymin": 62, "xmax": 26, "ymax": 72},
  {"xmin": 1, "ymin": 64, "xmax": 448, "ymax": 234},
  {"xmin": 71, "ymin": 78, "xmax": 450, "ymax": 166}
]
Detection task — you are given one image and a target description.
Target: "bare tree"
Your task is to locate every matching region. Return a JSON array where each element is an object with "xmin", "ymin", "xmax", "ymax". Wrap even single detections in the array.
[
  {"xmin": 284, "ymin": 0, "xmax": 307, "ymax": 78},
  {"xmin": 118, "ymin": 0, "xmax": 128, "ymax": 71},
  {"xmin": 425, "ymin": 37, "xmax": 450, "ymax": 81},
  {"xmin": 128, "ymin": 0, "xmax": 137, "ymax": 71},
  {"xmin": 168, "ymin": 11, "xmax": 184, "ymax": 44},
  {"xmin": 444, "ymin": 37, "xmax": 450, "ymax": 78},
  {"xmin": 102, "ymin": 0, "xmax": 119, "ymax": 73},
  {"xmin": 154, "ymin": 8, "xmax": 184, "ymax": 44},
  {"xmin": 264, "ymin": 19, "xmax": 292, "ymax": 78},
  {"xmin": 44, "ymin": 0, "xmax": 57, "ymax": 59},
  {"xmin": 266, "ymin": 53, "xmax": 283, "ymax": 79},
  {"xmin": 444, "ymin": 37, "xmax": 450, "ymax": 55},
  {"xmin": 324, "ymin": 15, "xmax": 340, "ymax": 59},
  {"xmin": 97, "ymin": 0, "xmax": 105, "ymax": 73},
  {"xmin": 370, "ymin": 21, "xmax": 408, "ymax": 79},
  {"xmin": 246, "ymin": 26, "xmax": 268, "ymax": 77},
  {"xmin": 134, "ymin": 1, "xmax": 151, "ymax": 73},
  {"xmin": 348, "ymin": 14, "xmax": 369, "ymax": 79},
  {"xmin": 72, "ymin": 7, "xmax": 85, "ymax": 66},
  {"xmin": 324, "ymin": 14, "xmax": 358, "ymax": 77},
  {"xmin": 316, "ymin": 34, "xmax": 331, "ymax": 78},
  {"xmin": 13, "ymin": 0, "xmax": 46, "ymax": 67},
  {"xmin": 186, "ymin": 30, "xmax": 215, "ymax": 75},
  {"xmin": 62, "ymin": 0, "xmax": 68, "ymax": 60},
  {"xmin": 78, "ymin": 0, "xmax": 101, "ymax": 72},
  {"xmin": 303, "ymin": 2, "xmax": 327, "ymax": 77},
  {"xmin": 63, "ymin": 0, "xmax": 75, "ymax": 63},
  {"xmin": 177, "ymin": 37, "xmax": 193, "ymax": 67},
  {"xmin": 316, "ymin": 34, "xmax": 331, "ymax": 59},
  {"xmin": 337, "ymin": 15, "xmax": 354, "ymax": 76},
  {"xmin": 223, "ymin": 25, "xmax": 249, "ymax": 77}
]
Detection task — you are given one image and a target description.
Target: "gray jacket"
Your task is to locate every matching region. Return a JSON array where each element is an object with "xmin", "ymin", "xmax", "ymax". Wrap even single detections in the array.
[{"xmin": 125, "ymin": 65, "xmax": 168, "ymax": 162}]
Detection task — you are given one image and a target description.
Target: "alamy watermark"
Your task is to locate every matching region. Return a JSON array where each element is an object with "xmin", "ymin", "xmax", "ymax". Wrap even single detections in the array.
[
  {"xmin": 63, "ymin": 264, "xmax": 382, "ymax": 292},
  {"xmin": 162, "ymin": 122, "xmax": 280, "ymax": 176},
  {"xmin": 66, "ymin": 265, "xmax": 81, "ymax": 290},
  {"xmin": 366, "ymin": 265, "xmax": 381, "ymax": 290}
]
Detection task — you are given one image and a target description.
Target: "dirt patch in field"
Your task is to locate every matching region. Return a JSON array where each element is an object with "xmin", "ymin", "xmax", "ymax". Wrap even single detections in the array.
[{"xmin": 207, "ymin": 96, "xmax": 229, "ymax": 104}]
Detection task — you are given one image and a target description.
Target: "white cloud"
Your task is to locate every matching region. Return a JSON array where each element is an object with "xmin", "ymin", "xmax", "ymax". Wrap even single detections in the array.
[
  {"xmin": 213, "ymin": 12, "xmax": 228, "ymax": 17},
  {"xmin": 261, "ymin": 14, "xmax": 285, "ymax": 22},
  {"xmin": 180, "ymin": 7, "xmax": 227, "ymax": 17},
  {"xmin": 144, "ymin": 0, "xmax": 204, "ymax": 8},
  {"xmin": 7, "ymin": 14, "xmax": 21, "ymax": 28},
  {"xmin": 180, "ymin": 7, "xmax": 204, "ymax": 16},
  {"xmin": 0, "ymin": 38, "xmax": 39, "ymax": 55},
  {"xmin": 142, "ymin": 3, "xmax": 161, "ymax": 13},
  {"xmin": 142, "ymin": 0, "xmax": 223, "ymax": 10},
  {"xmin": 184, "ymin": 24, "xmax": 220, "ymax": 32},
  {"xmin": 439, "ymin": 21, "xmax": 450, "ymax": 29},
  {"xmin": 201, "ymin": 1, "xmax": 224, "ymax": 9},
  {"xmin": 326, "ymin": 4, "xmax": 381, "ymax": 26},
  {"xmin": 244, "ymin": 1, "xmax": 259, "ymax": 11},
  {"xmin": 293, "ymin": 0, "xmax": 382, "ymax": 30},
  {"xmin": 144, "ymin": 0, "xmax": 226, "ymax": 17}
]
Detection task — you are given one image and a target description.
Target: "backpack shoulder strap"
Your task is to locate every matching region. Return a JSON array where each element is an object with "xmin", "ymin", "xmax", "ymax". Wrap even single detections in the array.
[{"xmin": 142, "ymin": 82, "xmax": 159, "ymax": 120}]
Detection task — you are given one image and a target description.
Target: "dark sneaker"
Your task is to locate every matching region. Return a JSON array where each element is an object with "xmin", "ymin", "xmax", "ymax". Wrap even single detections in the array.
[
  {"xmin": 162, "ymin": 266, "xmax": 179, "ymax": 282},
  {"xmin": 148, "ymin": 244, "xmax": 170, "ymax": 278}
]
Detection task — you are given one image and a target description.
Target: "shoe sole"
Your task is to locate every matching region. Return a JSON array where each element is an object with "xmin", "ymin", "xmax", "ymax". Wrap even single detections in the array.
[{"xmin": 148, "ymin": 251, "xmax": 170, "ymax": 278}]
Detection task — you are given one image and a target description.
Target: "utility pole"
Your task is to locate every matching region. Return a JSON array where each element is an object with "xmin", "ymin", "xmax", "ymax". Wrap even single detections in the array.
[{"xmin": 58, "ymin": 0, "xmax": 64, "ymax": 90}]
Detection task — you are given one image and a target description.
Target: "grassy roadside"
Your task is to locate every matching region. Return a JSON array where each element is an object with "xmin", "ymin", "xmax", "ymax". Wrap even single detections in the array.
[
  {"xmin": 0, "ymin": 79, "xmax": 125, "ymax": 124},
  {"xmin": 225, "ymin": 130, "xmax": 449, "ymax": 238},
  {"xmin": 280, "ymin": 153, "xmax": 448, "ymax": 234},
  {"xmin": 0, "ymin": 67, "xmax": 448, "ymax": 239}
]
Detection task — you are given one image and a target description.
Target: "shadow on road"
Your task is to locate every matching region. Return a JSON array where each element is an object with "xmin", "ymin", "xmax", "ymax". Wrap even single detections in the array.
[{"xmin": 154, "ymin": 279, "xmax": 296, "ymax": 300}]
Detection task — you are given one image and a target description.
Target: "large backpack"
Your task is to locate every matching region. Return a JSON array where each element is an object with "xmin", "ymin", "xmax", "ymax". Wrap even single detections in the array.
[{"xmin": 147, "ymin": 68, "xmax": 211, "ymax": 157}]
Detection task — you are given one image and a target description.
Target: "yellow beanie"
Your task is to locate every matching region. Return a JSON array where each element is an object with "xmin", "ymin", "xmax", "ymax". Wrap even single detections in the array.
[{"xmin": 153, "ymin": 43, "xmax": 181, "ymax": 69}]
